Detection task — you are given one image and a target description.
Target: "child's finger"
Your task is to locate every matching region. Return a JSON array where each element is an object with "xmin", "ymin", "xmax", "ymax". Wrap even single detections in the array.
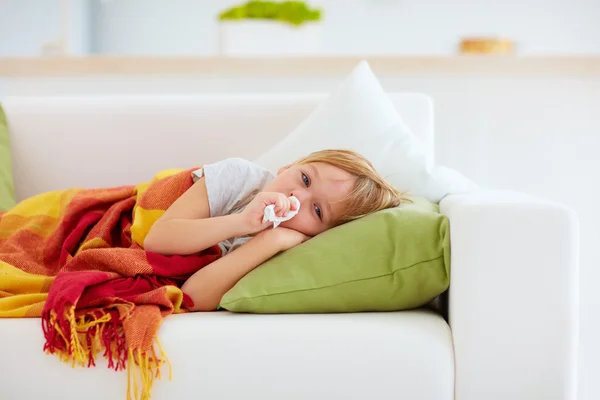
[
  {"xmin": 277, "ymin": 196, "xmax": 290, "ymax": 217},
  {"xmin": 272, "ymin": 194, "xmax": 286, "ymax": 217},
  {"xmin": 290, "ymin": 200, "xmax": 299, "ymax": 211}
]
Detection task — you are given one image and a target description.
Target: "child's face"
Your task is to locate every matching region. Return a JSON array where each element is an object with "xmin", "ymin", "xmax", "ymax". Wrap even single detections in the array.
[{"xmin": 262, "ymin": 162, "xmax": 355, "ymax": 237}]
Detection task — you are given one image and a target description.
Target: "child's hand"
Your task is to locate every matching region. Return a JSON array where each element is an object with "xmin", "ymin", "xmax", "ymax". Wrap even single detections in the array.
[{"xmin": 240, "ymin": 192, "xmax": 299, "ymax": 234}]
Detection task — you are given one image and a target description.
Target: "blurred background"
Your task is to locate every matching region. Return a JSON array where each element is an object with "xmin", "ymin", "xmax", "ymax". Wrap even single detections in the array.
[
  {"xmin": 1, "ymin": 1, "xmax": 599, "ymax": 399},
  {"xmin": 1, "ymin": 0, "xmax": 599, "ymax": 57}
]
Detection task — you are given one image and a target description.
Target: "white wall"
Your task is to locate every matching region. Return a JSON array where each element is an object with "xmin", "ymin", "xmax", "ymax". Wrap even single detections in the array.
[
  {"xmin": 0, "ymin": 0, "xmax": 90, "ymax": 57},
  {"xmin": 90, "ymin": 0, "xmax": 219, "ymax": 55},
  {"xmin": 2, "ymin": 0, "xmax": 597, "ymax": 57},
  {"xmin": 92, "ymin": 0, "xmax": 600, "ymax": 55},
  {"xmin": 0, "ymin": 0, "xmax": 63, "ymax": 56}
]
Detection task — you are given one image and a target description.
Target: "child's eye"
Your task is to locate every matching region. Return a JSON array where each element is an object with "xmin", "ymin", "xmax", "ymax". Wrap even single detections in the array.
[
  {"xmin": 314, "ymin": 204, "xmax": 322, "ymax": 219},
  {"xmin": 302, "ymin": 173, "xmax": 310, "ymax": 187}
]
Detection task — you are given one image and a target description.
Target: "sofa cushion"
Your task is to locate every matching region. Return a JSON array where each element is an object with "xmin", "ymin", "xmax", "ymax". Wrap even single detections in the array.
[
  {"xmin": 0, "ymin": 105, "xmax": 15, "ymax": 211},
  {"xmin": 0, "ymin": 310, "xmax": 454, "ymax": 400},
  {"xmin": 220, "ymin": 197, "xmax": 450, "ymax": 313},
  {"xmin": 253, "ymin": 60, "xmax": 477, "ymax": 203}
]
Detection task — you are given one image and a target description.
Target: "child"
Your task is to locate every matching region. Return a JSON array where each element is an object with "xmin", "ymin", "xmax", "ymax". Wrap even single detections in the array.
[{"xmin": 144, "ymin": 149, "xmax": 404, "ymax": 311}]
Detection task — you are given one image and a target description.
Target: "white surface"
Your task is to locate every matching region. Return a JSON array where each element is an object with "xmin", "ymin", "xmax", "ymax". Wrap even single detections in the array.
[
  {"xmin": 2, "ymin": 92, "xmax": 433, "ymax": 201},
  {"xmin": 0, "ymin": 311, "xmax": 454, "ymax": 400},
  {"xmin": 218, "ymin": 21, "xmax": 323, "ymax": 56},
  {"xmin": 441, "ymin": 190, "xmax": 579, "ymax": 400},
  {"xmin": 254, "ymin": 61, "xmax": 476, "ymax": 203}
]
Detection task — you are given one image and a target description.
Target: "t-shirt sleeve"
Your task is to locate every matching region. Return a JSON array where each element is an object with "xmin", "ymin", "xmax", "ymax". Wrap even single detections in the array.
[{"xmin": 191, "ymin": 158, "xmax": 273, "ymax": 217}]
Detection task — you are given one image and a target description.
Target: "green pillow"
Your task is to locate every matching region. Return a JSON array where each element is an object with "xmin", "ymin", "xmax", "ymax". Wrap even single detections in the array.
[
  {"xmin": 0, "ymin": 105, "xmax": 16, "ymax": 211},
  {"xmin": 220, "ymin": 198, "xmax": 450, "ymax": 313}
]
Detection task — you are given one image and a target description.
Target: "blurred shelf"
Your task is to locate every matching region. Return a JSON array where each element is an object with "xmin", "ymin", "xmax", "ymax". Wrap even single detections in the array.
[{"xmin": 1, "ymin": 56, "xmax": 599, "ymax": 77}]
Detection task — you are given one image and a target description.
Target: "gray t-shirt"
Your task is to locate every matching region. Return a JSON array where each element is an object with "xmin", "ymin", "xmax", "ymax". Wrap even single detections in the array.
[{"xmin": 191, "ymin": 157, "xmax": 275, "ymax": 255}]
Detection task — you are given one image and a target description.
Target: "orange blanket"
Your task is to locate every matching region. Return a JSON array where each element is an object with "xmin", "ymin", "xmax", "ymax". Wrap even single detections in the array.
[{"xmin": 0, "ymin": 168, "xmax": 221, "ymax": 400}]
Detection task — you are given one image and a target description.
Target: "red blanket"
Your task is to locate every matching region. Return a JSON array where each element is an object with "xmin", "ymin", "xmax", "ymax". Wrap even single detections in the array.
[{"xmin": 0, "ymin": 168, "xmax": 221, "ymax": 400}]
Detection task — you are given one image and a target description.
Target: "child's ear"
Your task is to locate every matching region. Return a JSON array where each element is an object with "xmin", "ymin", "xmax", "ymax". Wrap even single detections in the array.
[{"xmin": 277, "ymin": 165, "xmax": 291, "ymax": 175}]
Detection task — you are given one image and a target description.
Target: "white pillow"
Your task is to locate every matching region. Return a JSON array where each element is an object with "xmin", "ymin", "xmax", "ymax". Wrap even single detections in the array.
[{"xmin": 253, "ymin": 60, "xmax": 477, "ymax": 203}]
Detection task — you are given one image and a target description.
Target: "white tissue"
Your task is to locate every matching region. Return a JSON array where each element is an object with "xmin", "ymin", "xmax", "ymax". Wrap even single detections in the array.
[{"xmin": 262, "ymin": 196, "xmax": 300, "ymax": 228}]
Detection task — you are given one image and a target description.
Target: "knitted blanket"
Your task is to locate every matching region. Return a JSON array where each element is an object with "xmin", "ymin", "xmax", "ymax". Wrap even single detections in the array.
[{"xmin": 0, "ymin": 168, "xmax": 221, "ymax": 400}]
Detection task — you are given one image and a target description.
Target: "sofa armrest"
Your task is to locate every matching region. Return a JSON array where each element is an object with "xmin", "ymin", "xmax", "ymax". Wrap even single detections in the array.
[{"xmin": 440, "ymin": 190, "xmax": 579, "ymax": 400}]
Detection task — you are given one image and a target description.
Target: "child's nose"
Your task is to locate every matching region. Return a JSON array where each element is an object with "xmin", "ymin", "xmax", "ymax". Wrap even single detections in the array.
[{"xmin": 290, "ymin": 189, "xmax": 308, "ymax": 204}]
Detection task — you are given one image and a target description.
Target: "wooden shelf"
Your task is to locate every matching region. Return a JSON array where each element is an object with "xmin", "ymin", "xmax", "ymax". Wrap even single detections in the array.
[{"xmin": 1, "ymin": 56, "xmax": 599, "ymax": 77}]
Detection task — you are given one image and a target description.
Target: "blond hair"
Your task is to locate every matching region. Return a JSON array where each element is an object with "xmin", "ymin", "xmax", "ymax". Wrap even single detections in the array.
[{"xmin": 292, "ymin": 149, "xmax": 406, "ymax": 225}]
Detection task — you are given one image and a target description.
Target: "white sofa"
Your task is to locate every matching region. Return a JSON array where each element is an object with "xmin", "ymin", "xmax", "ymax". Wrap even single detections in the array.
[{"xmin": 0, "ymin": 94, "xmax": 579, "ymax": 400}]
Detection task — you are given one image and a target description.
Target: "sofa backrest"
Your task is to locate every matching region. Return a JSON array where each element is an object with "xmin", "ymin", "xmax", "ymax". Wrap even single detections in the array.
[{"xmin": 2, "ymin": 93, "xmax": 433, "ymax": 201}]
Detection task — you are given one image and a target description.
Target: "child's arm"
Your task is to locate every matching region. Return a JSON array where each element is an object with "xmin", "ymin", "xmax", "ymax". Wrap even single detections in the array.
[
  {"xmin": 143, "ymin": 177, "xmax": 247, "ymax": 255},
  {"xmin": 181, "ymin": 227, "xmax": 309, "ymax": 311},
  {"xmin": 144, "ymin": 176, "xmax": 298, "ymax": 256}
]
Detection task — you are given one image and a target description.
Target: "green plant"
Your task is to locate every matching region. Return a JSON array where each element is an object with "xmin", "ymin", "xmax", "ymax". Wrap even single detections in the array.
[{"xmin": 218, "ymin": 1, "xmax": 322, "ymax": 27}]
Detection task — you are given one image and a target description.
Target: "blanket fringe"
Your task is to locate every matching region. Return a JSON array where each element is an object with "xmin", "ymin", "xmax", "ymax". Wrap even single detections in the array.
[
  {"xmin": 124, "ymin": 337, "xmax": 172, "ymax": 400},
  {"xmin": 43, "ymin": 305, "xmax": 173, "ymax": 400}
]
